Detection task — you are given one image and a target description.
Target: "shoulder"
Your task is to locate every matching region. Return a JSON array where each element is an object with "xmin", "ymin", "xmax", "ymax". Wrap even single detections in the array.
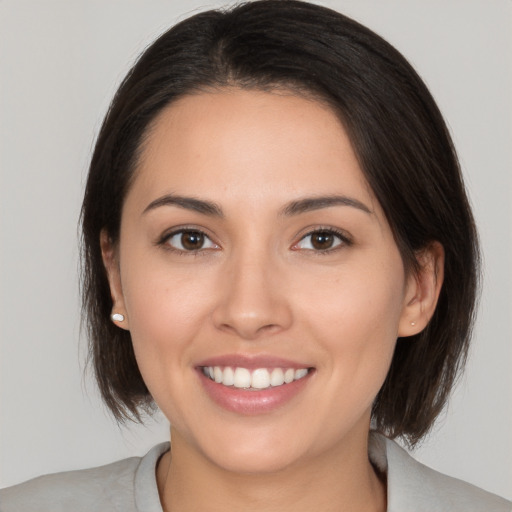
[
  {"xmin": 0, "ymin": 457, "xmax": 140, "ymax": 512},
  {"xmin": 370, "ymin": 433, "xmax": 511, "ymax": 512},
  {"xmin": 0, "ymin": 443, "xmax": 169, "ymax": 512}
]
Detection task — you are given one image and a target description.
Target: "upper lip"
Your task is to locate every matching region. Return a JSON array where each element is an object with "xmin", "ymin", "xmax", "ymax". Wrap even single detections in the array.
[{"xmin": 196, "ymin": 354, "xmax": 313, "ymax": 370}]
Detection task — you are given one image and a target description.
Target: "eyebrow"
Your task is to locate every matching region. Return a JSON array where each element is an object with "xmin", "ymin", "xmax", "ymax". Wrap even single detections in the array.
[
  {"xmin": 143, "ymin": 194, "xmax": 224, "ymax": 217},
  {"xmin": 280, "ymin": 195, "xmax": 373, "ymax": 216},
  {"xmin": 142, "ymin": 193, "xmax": 372, "ymax": 218}
]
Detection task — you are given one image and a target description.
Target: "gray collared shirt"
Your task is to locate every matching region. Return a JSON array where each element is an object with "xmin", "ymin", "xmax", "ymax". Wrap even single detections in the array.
[{"xmin": 1, "ymin": 433, "xmax": 510, "ymax": 511}]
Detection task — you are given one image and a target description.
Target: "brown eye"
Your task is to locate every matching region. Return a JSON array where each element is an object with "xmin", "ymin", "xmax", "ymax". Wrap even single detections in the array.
[
  {"xmin": 310, "ymin": 232, "xmax": 335, "ymax": 250},
  {"xmin": 165, "ymin": 230, "xmax": 218, "ymax": 252},
  {"xmin": 181, "ymin": 231, "xmax": 204, "ymax": 250},
  {"xmin": 293, "ymin": 229, "xmax": 346, "ymax": 252}
]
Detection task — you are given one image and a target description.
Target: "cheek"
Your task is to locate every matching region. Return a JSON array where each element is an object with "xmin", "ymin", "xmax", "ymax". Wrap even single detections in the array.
[
  {"xmin": 119, "ymin": 260, "xmax": 216, "ymax": 385},
  {"xmin": 299, "ymin": 254, "xmax": 405, "ymax": 333},
  {"xmin": 297, "ymin": 255, "xmax": 406, "ymax": 385},
  {"xmin": 123, "ymin": 250, "xmax": 215, "ymax": 327}
]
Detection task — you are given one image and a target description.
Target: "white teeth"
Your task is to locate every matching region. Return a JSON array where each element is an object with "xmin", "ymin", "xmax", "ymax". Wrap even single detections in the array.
[
  {"xmin": 214, "ymin": 366, "xmax": 223, "ymax": 383},
  {"xmin": 295, "ymin": 368, "xmax": 308, "ymax": 380},
  {"xmin": 222, "ymin": 366, "xmax": 234, "ymax": 386},
  {"xmin": 270, "ymin": 368, "xmax": 285, "ymax": 386},
  {"xmin": 284, "ymin": 368, "xmax": 295, "ymax": 384},
  {"xmin": 203, "ymin": 365, "xmax": 310, "ymax": 389},
  {"xmin": 233, "ymin": 367, "xmax": 251, "ymax": 388},
  {"xmin": 251, "ymin": 368, "xmax": 270, "ymax": 389}
]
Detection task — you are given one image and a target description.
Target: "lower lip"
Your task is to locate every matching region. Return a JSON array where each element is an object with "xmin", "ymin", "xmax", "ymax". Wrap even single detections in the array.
[{"xmin": 198, "ymin": 369, "xmax": 313, "ymax": 415}]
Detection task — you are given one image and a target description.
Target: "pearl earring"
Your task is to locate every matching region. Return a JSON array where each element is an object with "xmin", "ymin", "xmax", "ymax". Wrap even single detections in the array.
[
  {"xmin": 111, "ymin": 313, "xmax": 125, "ymax": 322},
  {"xmin": 411, "ymin": 321, "xmax": 416, "ymax": 326}
]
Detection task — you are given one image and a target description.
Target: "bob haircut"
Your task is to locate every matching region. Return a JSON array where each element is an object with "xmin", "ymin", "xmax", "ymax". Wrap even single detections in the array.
[{"xmin": 81, "ymin": 0, "xmax": 479, "ymax": 446}]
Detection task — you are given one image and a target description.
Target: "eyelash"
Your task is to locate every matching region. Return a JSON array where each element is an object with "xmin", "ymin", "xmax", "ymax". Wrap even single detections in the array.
[
  {"xmin": 157, "ymin": 227, "xmax": 219, "ymax": 255},
  {"xmin": 157, "ymin": 227, "xmax": 352, "ymax": 255},
  {"xmin": 292, "ymin": 227, "xmax": 352, "ymax": 254}
]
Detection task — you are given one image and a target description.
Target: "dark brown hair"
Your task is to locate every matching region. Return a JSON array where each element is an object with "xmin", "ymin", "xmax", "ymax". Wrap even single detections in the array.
[{"xmin": 81, "ymin": 0, "xmax": 479, "ymax": 446}]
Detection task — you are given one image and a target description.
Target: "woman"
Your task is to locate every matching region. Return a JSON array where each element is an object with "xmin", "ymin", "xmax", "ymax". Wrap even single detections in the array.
[{"xmin": 1, "ymin": 1, "xmax": 510, "ymax": 510}]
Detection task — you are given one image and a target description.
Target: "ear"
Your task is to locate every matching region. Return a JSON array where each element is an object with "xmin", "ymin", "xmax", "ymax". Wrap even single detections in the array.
[
  {"xmin": 398, "ymin": 241, "xmax": 444, "ymax": 337},
  {"xmin": 100, "ymin": 229, "xmax": 130, "ymax": 330}
]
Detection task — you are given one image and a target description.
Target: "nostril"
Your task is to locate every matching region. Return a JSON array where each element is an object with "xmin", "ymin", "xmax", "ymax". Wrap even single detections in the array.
[{"xmin": 216, "ymin": 321, "xmax": 282, "ymax": 341}]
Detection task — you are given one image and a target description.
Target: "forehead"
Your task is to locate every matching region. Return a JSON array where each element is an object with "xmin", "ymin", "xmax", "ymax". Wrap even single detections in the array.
[{"xmin": 130, "ymin": 88, "xmax": 377, "ymax": 213}]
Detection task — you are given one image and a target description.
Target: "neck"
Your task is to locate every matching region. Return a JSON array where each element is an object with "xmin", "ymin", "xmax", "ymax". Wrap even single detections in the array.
[{"xmin": 157, "ymin": 427, "xmax": 386, "ymax": 512}]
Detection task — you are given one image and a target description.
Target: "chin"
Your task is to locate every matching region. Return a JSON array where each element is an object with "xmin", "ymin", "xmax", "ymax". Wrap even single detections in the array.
[
  {"xmin": 186, "ymin": 420, "xmax": 315, "ymax": 475},
  {"xmin": 205, "ymin": 444, "xmax": 305, "ymax": 475}
]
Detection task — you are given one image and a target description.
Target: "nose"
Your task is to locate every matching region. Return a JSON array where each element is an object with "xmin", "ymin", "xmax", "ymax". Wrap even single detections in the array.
[{"xmin": 212, "ymin": 250, "xmax": 293, "ymax": 340}]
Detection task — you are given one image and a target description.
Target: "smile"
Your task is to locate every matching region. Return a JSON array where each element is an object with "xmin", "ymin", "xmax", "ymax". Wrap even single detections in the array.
[{"xmin": 201, "ymin": 366, "xmax": 310, "ymax": 390}]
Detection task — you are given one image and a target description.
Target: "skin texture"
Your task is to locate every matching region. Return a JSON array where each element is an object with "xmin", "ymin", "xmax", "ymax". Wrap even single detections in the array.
[{"xmin": 102, "ymin": 89, "xmax": 444, "ymax": 512}]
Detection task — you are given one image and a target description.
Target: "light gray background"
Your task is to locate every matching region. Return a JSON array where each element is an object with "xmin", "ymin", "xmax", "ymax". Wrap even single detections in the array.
[{"xmin": 1, "ymin": 0, "xmax": 511, "ymax": 500}]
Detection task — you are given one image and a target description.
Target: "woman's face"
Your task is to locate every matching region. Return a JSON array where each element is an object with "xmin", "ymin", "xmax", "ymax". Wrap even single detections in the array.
[{"xmin": 106, "ymin": 89, "xmax": 421, "ymax": 473}]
